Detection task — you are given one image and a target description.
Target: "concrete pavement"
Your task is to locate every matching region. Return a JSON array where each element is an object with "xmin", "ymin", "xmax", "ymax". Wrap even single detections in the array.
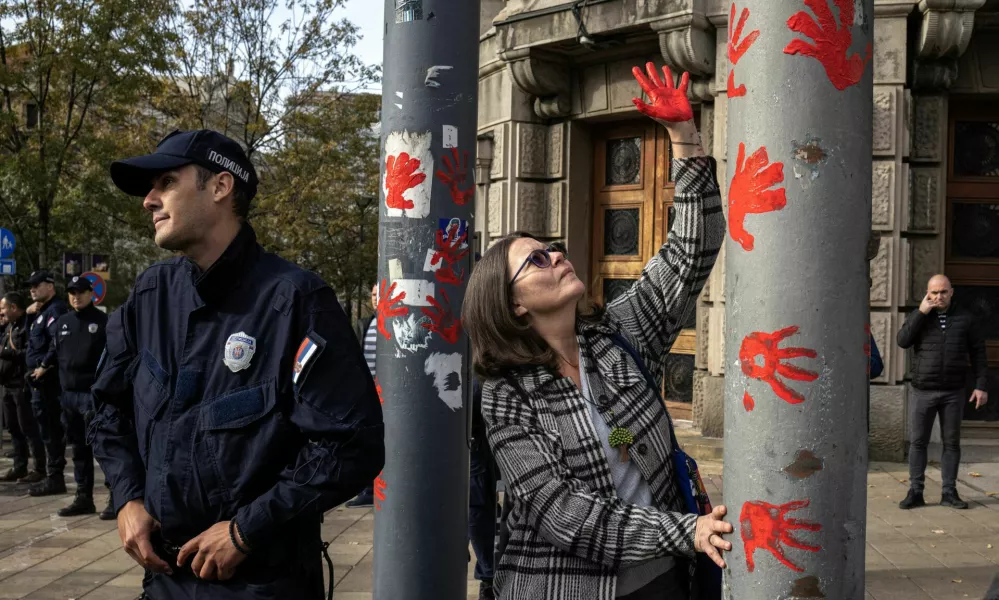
[{"xmin": 0, "ymin": 456, "xmax": 993, "ymax": 599}]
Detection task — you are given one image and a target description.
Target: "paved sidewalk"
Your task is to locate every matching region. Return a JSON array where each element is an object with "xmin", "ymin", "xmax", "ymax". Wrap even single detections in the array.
[{"xmin": 0, "ymin": 458, "xmax": 993, "ymax": 599}]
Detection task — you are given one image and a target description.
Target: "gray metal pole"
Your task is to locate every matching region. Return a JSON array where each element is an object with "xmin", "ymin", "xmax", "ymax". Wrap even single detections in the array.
[
  {"xmin": 372, "ymin": 1, "xmax": 479, "ymax": 598},
  {"xmin": 723, "ymin": 1, "xmax": 872, "ymax": 598}
]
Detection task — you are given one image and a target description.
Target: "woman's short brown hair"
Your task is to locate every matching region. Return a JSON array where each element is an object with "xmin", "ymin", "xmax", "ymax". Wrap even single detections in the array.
[{"xmin": 462, "ymin": 232, "xmax": 602, "ymax": 379}]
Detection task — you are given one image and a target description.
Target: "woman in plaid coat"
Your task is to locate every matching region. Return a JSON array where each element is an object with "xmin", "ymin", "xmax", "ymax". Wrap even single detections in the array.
[{"xmin": 462, "ymin": 64, "xmax": 731, "ymax": 600}]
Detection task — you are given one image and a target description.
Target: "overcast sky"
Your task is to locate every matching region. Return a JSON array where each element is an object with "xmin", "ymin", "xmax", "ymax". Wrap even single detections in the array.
[{"xmin": 338, "ymin": 0, "xmax": 385, "ymax": 91}]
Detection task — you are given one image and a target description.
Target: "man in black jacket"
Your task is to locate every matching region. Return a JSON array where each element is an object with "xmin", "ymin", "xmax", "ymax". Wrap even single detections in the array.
[
  {"xmin": 0, "ymin": 292, "xmax": 46, "ymax": 483},
  {"xmin": 897, "ymin": 274, "xmax": 988, "ymax": 510},
  {"xmin": 49, "ymin": 276, "xmax": 108, "ymax": 517}
]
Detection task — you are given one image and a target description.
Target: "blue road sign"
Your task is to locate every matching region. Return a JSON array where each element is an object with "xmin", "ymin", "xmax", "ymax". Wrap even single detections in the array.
[
  {"xmin": 0, "ymin": 228, "xmax": 14, "ymax": 260},
  {"xmin": 0, "ymin": 259, "xmax": 15, "ymax": 275},
  {"xmin": 81, "ymin": 271, "xmax": 106, "ymax": 305}
]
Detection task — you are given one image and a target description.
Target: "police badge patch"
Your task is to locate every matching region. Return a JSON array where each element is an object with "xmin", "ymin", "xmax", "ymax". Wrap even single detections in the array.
[
  {"xmin": 224, "ymin": 332, "xmax": 256, "ymax": 373},
  {"xmin": 88, "ymin": 323, "xmax": 98, "ymax": 334}
]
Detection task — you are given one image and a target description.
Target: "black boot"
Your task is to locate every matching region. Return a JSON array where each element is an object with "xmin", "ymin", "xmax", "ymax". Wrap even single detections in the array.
[
  {"xmin": 478, "ymin": 580, "xmax": 495, "ymax": 600},
  {"xmin": 346, "ymin": 489, "xmax": 374, "ymax": 508},
  {"xmin": 58, "ymin": 494, "xmax": 96, "ymax": 517},
  {"xmin": 0, "ymin": 467, "xmax": 27, "ymax": 482},
  {"xmin": 898, "ymin": 489, "xmax": 925, "ymax": 510},
  {"xmin": 99, "ymin": 496, "xmax": 116, "ymax": 520},
  {"xmin": 940, "ymin": 490, "xmax": 969, "ymax": 509},
  {"xmin": 29, "ymin": 476, "xmax": 67, "ymax": 497}
]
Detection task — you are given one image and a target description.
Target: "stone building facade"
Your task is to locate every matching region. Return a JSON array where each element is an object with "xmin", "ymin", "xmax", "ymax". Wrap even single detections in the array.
[{"xmin": 473, "ymin": 0, "xmax": 999, "ymax": 460}]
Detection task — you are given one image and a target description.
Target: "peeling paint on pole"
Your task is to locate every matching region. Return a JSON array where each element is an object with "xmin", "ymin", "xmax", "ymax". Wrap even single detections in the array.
[
  {"xmin": 724, "ymin": 0, "xmax": 872, "ymax": 598},
  {"xmin": 373, "ymin": 1, "xmax": 479, "ymax": 599}
]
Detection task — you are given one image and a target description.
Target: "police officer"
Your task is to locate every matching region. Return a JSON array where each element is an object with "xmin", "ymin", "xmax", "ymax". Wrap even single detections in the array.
[
  {"xmin": 91, "ymin": 129, "xmax": 384, "ymax": 599},
  {"xmin": 0, "ymin": 292, "xmax": 46, "ymax": 483},
  {"xmin": 25, "ymin": 270, "xmax": 69, "ymax": 496},
  {"xmin": 49, "ymin": 276, "xmax": 108, "ymax": 517}
]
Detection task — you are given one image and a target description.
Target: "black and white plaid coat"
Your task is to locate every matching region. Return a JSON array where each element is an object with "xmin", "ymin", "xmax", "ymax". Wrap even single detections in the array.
[{"xmin": 482, "ymin": 156, "xmax": 724, "ymax": 600}]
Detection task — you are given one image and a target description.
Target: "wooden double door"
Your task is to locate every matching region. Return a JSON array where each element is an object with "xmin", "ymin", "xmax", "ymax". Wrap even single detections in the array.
[{"xmin": 590, "ymin": 121, "xmax": 696, "ymax": 419}]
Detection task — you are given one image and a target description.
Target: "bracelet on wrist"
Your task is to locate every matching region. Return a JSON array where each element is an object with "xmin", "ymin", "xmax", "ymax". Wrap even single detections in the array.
[{"xmin": 229, "ymin": 519, "xmax": 251, "ymax": 555}]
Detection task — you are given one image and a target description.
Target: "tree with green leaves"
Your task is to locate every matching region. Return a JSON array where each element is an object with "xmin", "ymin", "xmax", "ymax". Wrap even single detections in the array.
[{"xmin": 0, "ymin": 0, "xmax": 176, "ymax": 285}]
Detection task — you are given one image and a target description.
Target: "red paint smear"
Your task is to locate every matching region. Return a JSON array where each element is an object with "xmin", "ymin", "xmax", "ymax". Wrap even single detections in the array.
[
  {"xmin": 376, "ymin": 279, "xmax": 409, "ymax": 340},
  {"xmin": 375, "ymin": 377, "xmax": 384, "ymax": 405},
  {"xmin": 726, "ymin": 3, "xmax": 759, "ymax": 98},
  {"xmin": 435, "ymin": 148, "xmax": 474, "ymax": 206},
  {"xmin": 729, "ymin": 142, "xmax": 787, "ymax": 252},
  {"xmin": 421, "ymin": 288, "xmax": 462, "ymax": 344},
  {"xmin": 741, "ymin": 499, "xmax": 822, "ymax": 573},
  {"xmin": 384, "ymin": 152, "xmax": 426, "ymax": 210},
  {"xmin": 864, "ymin": 323, "xmax": 872, "ymax": 377},
  {"xmin": 783, "ymin": 0, "xmax": 871, "ymax": 91},
  {"xmin": 743, "ymin": 391, "xmax": 755, "ymax": 412},
  {"xmin": 431, "ymin": 225, "xmax": 469, "ymax": 286},
  {"xmin": 739, "ymin": 326, "xmax": 819, "ymax": 406},
  {"xmin": 630, "ymin": 62, "xmax": 694, "ymax": 123},
  {"xmin": 374, "ymin": 472, "xmax": 387, "ymax": 511}
]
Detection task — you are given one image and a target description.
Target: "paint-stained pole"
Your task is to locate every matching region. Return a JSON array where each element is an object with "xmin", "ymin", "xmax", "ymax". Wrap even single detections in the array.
[
  {"xmin": 723, "ymin": 1, "xmax": 872, "ymax": 598},
  {"xmin": 372, "ymin": 1, "xmax": 479, "ymax": 599}
]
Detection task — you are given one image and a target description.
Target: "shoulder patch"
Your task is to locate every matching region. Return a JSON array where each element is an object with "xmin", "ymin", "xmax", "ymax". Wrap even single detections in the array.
[
  {"xmin": 293, "ymin": 335, "xmax": 322, "ymax": 384},
  {"xmin": 46, "ymin": 316, "xmax": 54, "ymax": 326}
]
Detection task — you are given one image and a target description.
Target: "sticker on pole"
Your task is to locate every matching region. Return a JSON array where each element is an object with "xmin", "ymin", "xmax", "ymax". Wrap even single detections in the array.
[
  {"xmin": 80, "ymin": 271, "xmax": 107, "ymax": 306},
  {"xmin": 0, "ymin": 228, "xmax": 15, "ymax": 259},
  {"xmin": 383, "ymin": 131, "xmax": 433, "ymax": 219}
]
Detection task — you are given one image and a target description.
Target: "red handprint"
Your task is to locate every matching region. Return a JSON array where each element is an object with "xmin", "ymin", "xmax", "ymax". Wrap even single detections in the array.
[
  {"xmin": 739, "ymin": 326, "xmax": 818, "ymax": 411},
  {"xmin": 631, "ymin": 62, "xmax": 694, "ymax": 123},
  {"xmin": 421, "ymin": 288, "xmax": 462, "ymax": 344},
  {"xmin": 376, "ymin": 279, "xmax": 409, "ymax": 340},
  {"xmin": 741, "ymin": 499, "xmax": 822, "ymax": 573},
  {"xmin": 727, "ymin": 3, "xmax": 760, "ymax": 98},
  {"xmin": 432, "ymin": 224, "xmax": 469, "ymax": 286},
  {"xmin": 374, "ymin": 472, "xmax": 387, "ymax": 511},
  {"xmin": 385, "ymin": 152, "xmax": 426, "ymax": 210},
  {"xmin": 729, "ymin": 142, "xmax": 787, "ymax": 252},
  {"xmin": 783, "ymin": 0, "xmax": 871, "ymax": 91},
  {"xmin": 435, "ymin": 148, "xmax": 474, "ymax": 206},
  {"xmin": 375, "ymin": 377, "xmax": 384, "ymax": 405}
]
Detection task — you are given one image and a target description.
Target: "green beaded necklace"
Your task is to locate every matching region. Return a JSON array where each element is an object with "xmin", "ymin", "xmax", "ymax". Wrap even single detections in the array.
[{"xmin": 561, "ymin": 351, "xmax": 635, "ymax": 463}]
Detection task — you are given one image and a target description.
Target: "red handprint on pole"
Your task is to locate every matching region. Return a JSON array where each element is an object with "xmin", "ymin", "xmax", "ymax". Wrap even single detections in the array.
[
  {"xmin": 727, "ymin": 3, "xmax": 760, "ymax": 98},
  {"xmin": 783, "ymin": 0, "xmax": 871, "ymax": 91},
  {"xmin": 376, "ymin": 279, "xmax": 409, "ymax": 340},
  {"xmin": 435, "ymin": 148, "xmax": 474, "ymax": 206},
  {"xmin": 421, "ymin": 288, "xmax": 462, "ymax": 344},
  {"xmin": 739, "ymin": 326, "xmax": 818, "ymax": 412},
  {"xmin": 374, "ymin": 472, "xmax": 387, "ymax": 511},
  {"xmin": 375, "ymin": 377, "xmax": 384, "ymax": 405},
  {"xmin": 385, "ymin": 152, "xmax": 426, "ymax": 211},
  {"xmin": 431, "ymin": 225, "xmax": 469, "ymax": 286},
  {"xmin": 729, "ymin": 142, "xmax": 787, "ymax": 252},
  {"xmin": 741, "ymin": 499, "xmax": 822, "ymax": 573},
  {"xmin": 631, "ymin": 62, "xmax": 694, "ymax": 123}
]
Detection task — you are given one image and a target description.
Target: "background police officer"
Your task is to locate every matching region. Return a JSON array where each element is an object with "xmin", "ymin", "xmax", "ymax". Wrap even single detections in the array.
[
  {"xmin": 91, "ymin": 129, "xmax": 384, "ymax": 599},
  {"xmin": 50, "ymin": 276, "xmax": 108, "ymax": 517},
  {"xmin": 24, "ymin": 270, "xmax": 68, "ymax": 496},
  {"xmin": 0, "ymin": 292, "xmax": 46, "ymax": 484}
]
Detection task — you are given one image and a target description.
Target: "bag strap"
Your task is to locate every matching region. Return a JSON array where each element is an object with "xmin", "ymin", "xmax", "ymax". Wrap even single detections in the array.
[{"xmin": 608, "ymin": 332, "xmax": 682, "ymax": 454}]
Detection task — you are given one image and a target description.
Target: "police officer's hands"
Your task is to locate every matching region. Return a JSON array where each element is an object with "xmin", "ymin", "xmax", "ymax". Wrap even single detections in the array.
[
  {"xmin": 118, "ymin": 499, "xmax": 173, "ymax": 575},
  {"xmin": 31, "ymin": 367, "xmax": 46, "ymax": 380},
  {"xmin": 176, "ymin": 521, "xmax": 248, "ymax": 581},
  {"xmin": 26, "ymin": 302, "xmax": 40, "ymax": 315}
]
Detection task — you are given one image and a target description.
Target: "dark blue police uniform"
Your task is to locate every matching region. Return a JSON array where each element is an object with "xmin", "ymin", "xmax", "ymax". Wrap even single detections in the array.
[
  {"xmin": 50, "ymin": 294, "xmax": 107, "ymax": 500},
  {"xmin": 90, "ymin": 225, "xmax": 384, "ymax": 599},
  {"xmin": 25, "ymin": 278, "xmax": 68, "ymax": 482}
]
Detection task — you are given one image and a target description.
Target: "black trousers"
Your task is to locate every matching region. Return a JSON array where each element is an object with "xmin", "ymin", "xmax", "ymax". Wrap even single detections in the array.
[
  {"xmin": 908, "ymin": 386, "xmax": 963, "ymax": 494},
  {"xmin": 61, "ymin": 390, "xmax": 95, "ymax": 496},
  {"xmin": 2, "ymin": 386, "xmax": 45, "ymax": 473},
  {"xmin": 619, "ymin": 569, "xmax": 688, "ymax": 600},
  {"xmin": 30, "ymin": 379, "xmax": 66, "ymax": 478}
]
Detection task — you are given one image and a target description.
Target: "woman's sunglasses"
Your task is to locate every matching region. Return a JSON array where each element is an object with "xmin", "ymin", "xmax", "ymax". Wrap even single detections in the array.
[{"xmin": 510, "ymin": 242, "xmax": 568, "ymax": 284}]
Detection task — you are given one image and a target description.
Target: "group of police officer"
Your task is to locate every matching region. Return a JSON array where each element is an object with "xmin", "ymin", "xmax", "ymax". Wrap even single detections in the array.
[{"xmin": 0, "ymin": 271, "xmax": 111, "ymax": 519}]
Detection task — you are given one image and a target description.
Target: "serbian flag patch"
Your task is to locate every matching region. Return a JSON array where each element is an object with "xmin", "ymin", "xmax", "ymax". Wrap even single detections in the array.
[{"xmin": 293, "ymin": 336, "xmax": 319, "ymax": 384}]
